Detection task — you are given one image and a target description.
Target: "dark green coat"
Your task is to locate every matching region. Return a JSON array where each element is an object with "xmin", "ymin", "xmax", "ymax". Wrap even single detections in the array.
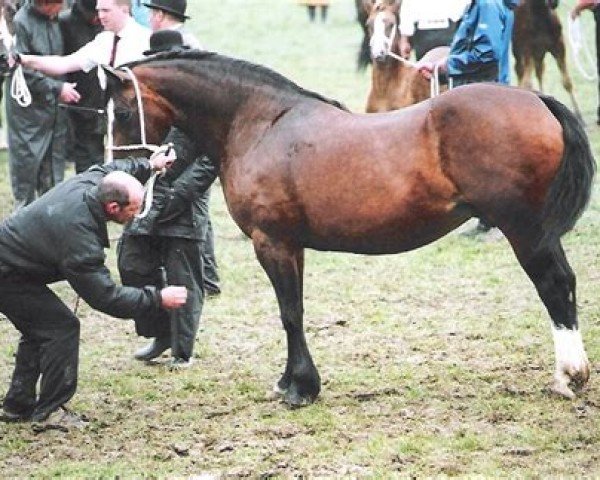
[{"xmin": 6, "ymin": 3, "xmax": 68, "ymax": 208}]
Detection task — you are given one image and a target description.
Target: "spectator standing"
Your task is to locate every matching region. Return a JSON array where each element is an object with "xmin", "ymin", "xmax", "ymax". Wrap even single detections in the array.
[
  {"xmin": 399, "ymin": 0, "xmax": 470, "ymax": 60},
  {"xmin": 120, "ymin": 30, "xmax": 219, "ymax": 368},
  {"xmin": 0, "ymin": 151, "xmax": 186, "ymax": 427},
  {"xmin": 144, "ymin": 0, "xmax": 201, "ymax": 48},
  {"xmin": 6, "ymin": 0, "xmax": 79, "ymax": 210},
  {"xmin": 417, "ymin": 0, "xmax": 517, "ymax": 87},
  {"xmin": 298, "ymin": 0, "xmax": 329, "ymax": 22},
  {"xmin": 59, "ymin": 0, "xmax": 104, "ymax": 173},
  {"xmin": 571, "ymin": 0, "xmax": 600, "ymax": 124}
]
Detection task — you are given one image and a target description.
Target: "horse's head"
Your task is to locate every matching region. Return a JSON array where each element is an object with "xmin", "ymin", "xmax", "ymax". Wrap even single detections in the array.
[
  {"xmin": 103, "ymin": 66, "xmax": 176, "ymax": 158},
  {"xmin": 366, "ymin": 0, "xmax": 401, "ymax": 63}
]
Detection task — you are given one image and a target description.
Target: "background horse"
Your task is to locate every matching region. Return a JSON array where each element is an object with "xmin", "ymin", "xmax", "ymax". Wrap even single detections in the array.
[
  {"xmin": 512, "ymin": 0, "xmax": 582, "ymax": 119},
  {"xmin": 356, "ymin": 0, "xmax": 400, "ymax": 71},
  {"xmin": 365, "ymin": 0, "xmax": 448, "ymax": 112},
  {"xmin": 109, "ymin": 51, "xmax": 594, "ymax": 406}
]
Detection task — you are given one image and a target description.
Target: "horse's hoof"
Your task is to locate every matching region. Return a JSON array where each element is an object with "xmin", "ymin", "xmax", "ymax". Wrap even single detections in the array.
[{"xmin": 551, "ymin": 380, "xmax": 576, "ymax": 400}]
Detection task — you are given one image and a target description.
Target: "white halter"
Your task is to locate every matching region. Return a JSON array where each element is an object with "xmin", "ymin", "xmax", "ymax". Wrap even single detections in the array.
[{"xmin": 105, "ymin": 66, "xmax": 168, "ymax": 219}]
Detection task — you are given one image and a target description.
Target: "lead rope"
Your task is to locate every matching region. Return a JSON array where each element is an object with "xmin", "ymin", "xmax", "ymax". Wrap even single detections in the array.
[
  {"xmin": 567, "ymin": 14, "xmax": 598, "ymax": 81},
  {"xmin": 370, "ymin": 13, "xmax": 442, "ymax": 98},
  {"xmin": 0, "ymin": 13, "xmax": 31, "ymax": 107}
]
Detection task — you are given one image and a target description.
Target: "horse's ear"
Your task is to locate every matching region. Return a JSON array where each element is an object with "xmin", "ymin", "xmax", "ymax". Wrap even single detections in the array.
[{"xmin": 99, "ymin": 65, "xmax": 131, "ymax": 96}]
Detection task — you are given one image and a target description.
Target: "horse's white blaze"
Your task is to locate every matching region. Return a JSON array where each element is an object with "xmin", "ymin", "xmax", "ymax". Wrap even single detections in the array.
[
  {"xmin": 369, "ymin": 12, "xmax": 395, "ymax": 59},
  {"xmin": 551, "ymin": 325, "xmax": 589, "ymax": 396}
]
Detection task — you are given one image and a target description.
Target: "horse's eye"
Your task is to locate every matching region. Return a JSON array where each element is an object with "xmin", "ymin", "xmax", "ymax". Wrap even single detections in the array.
[{"xmin": 114, "ymin": 109, "xmax": 132, "ymax": 122}]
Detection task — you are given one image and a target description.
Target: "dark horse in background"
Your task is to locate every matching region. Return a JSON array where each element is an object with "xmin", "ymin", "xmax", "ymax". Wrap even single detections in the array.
[
  {"xmin": 513, "ymin": 0, "xmax": 583, "ymax": 119},
  {"xmin": 365, "ymin": 0, "xmax": 448, "ymax": 111},
  {"xmin": 107, "ymin": 51, "xmax": 594, "ymax": 406}
]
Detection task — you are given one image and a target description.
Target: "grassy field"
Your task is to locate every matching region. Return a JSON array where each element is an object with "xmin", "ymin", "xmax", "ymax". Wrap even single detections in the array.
[{"xmin": 1, "ymin": 0, "xmax": 600, "ymax": 476}]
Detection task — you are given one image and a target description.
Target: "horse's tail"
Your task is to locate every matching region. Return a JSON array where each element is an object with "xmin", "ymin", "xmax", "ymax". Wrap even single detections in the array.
[{"xmin": 538, "ymin": 93, "xmax": 596, "ymax": 247}]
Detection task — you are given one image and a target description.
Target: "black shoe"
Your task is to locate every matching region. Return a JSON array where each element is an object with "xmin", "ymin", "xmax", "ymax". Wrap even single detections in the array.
[
  {"xmin": 204, "ymin": 285, "xmax": 221, "ymax": 297},
  {"xmin": 134, "ymin": 337, "xmax": 171, "ymax": 361},
  {"xmin": 0, "ymin": 408, "xmax": 31, "ymax": 423}
]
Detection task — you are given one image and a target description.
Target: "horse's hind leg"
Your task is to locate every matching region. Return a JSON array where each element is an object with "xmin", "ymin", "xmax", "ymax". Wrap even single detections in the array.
[
  {"xmin": 551, "ymin": 41, "xmax": 583, "ymax": 120},
  {"xmin": 511, "ymin": 238, "xmax": 590, "ymax": 398},
  {"xmin": 252, "ymin": 232, "xmax": 320, "ymax": 406}
]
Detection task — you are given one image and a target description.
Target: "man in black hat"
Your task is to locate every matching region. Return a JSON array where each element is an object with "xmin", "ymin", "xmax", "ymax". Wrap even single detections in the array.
[
  {"xmin": 119, "ymin": 30, "xmax": 219, "ymax": 369},
  {"xmin": 144, "ymin": 0, "xmax": 201, "ymax": 49}
]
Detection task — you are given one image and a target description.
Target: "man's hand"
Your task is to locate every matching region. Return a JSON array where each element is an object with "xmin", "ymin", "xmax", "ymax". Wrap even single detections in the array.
[
  {"xmin": 399, "ymin": 35, "xmax": 412, "ymax": 59},
  {"xmin": 571, "ymin": 0, "xmax": 597, "ymax": 18},
  {"xmin": 149, "ymin": 144, "xmax": 177, "ymax": 171},
  {"xmin": 59, "ymin": 82, "xmax": 81, "ymax": 103},
  {"xmin": 160, "ymin": 286, "xmax": 187, "ymax": 309},
  {"xmin": 416, "ymin": 58, "xmax": 448, "ymax": 80}
]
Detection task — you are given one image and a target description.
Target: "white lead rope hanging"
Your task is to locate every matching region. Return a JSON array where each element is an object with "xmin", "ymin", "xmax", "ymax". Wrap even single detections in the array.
[
  {"xmin": 0, "ymin": 12, "xmax": 31, "ymax": 107},
  {"xmin": 567, "ymin": 14, "xmax": 598, "ymax": 81}
]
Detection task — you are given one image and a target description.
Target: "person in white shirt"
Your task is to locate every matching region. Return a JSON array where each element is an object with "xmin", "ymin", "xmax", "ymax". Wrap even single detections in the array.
[
  {"xmin": 399, "ymin": 0, "xmax": 470, "ymax": 60},
  {"xmin": 14, "ymin": 0, "xmax": 151, "ymax": 77}
]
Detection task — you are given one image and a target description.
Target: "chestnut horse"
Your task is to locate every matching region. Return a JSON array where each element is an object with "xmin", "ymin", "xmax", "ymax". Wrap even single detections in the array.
[
  {"xmin": 512, "ymin": 0, "xmax": 582, "ymax": 119},
  {"xmin": 107, "ymin": 51, "xmax": 594, "ymax": 406},
  {"xmin": 366, "ymin": 0, "xmax": 448, "ymax": 112},
  {"xmin": 356, "ymin": 0, "xmax": 399, "ymax": 70}
]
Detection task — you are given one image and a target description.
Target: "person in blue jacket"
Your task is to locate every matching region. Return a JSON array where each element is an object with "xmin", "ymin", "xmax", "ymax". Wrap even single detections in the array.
[{"xmin": 417, "ymin": 0, "xmax": 519, "ymax": 86}]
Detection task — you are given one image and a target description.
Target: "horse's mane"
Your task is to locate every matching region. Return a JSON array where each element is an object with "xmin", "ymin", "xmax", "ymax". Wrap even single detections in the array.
[{"xmin": 125, "ymin": 50, "xmax": 349, "ymax": 112}]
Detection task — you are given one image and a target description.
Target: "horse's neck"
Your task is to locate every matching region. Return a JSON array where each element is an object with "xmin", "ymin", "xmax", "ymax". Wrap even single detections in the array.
[{"xmin": 371, "ymin": 60, "xmax": 411, "ymax": 93}]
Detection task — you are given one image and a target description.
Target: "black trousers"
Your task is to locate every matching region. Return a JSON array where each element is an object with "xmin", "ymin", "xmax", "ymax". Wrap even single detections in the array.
[
  {"xmin": 118, "ymin": 234, "xmax": 204, "ymax": 361},
  {"xmin": 0, "ymin": 281, "xmax": 79, "ymax": 421}
]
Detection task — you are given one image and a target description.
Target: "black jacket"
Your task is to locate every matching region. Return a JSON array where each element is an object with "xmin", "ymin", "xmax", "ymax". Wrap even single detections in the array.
[
  {"xmin": 125, "ymin": 127, "xmax": 218, "ymax": 241},
  {"xmin": 0, "ymin": 159, "xmax": 162, "ymax": 318}
]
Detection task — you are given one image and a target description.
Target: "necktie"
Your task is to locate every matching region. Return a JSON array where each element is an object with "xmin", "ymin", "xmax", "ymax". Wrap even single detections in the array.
[{"xmin": 109, "ymin": 35, "xmax": 121, "ymax": 67}]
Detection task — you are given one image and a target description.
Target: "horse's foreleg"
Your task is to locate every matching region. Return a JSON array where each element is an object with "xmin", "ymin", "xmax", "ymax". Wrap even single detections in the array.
[
  {"xmin": 252, "ymin": 232, "xmax": 320, "ymax": 406},
  {"xmin": 513, "ymin": 240, "xmax": 590, "ymax": 398}
]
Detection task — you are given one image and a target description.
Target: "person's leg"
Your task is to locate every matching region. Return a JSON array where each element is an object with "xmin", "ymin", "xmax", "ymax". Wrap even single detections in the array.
[
  {"xmin": 307, "ymin": 5, "xmax": 316, "ymax": 21},
  {"xmin": 0, "ymin": 281, "xmax": 80, "ymax": 421},
  {"xmin": 3, "ymin": 335, "xmax": 40, "ymax": 419},
  {"xmin": 163, "ymin": 237, "xmax": 204, "ymax": 363},
  {"xmin": 202, "ymin": 216, "xmax": 221, "ymax": 295}
]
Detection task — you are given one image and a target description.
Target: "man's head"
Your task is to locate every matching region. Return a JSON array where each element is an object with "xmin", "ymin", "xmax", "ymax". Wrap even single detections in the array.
[
  {"xmin": 143, "ymin": 0, "xmax": 189, "ymax": 31},
  {"xmin": 77, "ymin": 0, "xmax": 100, "ymax": 24},
  {"xmin": 96, "ymin": 0, "xmax": 131, "ymax": 33},
  {"xmin": 98, "ymin": 171, "xmax": 144, "ymax": 224},
  {"xmin": 34, "ymin": 0, "xmax": 63, "ymax": 19}
]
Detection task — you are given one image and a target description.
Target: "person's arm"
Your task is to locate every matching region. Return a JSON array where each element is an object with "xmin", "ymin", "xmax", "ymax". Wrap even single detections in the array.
[
  {"xmin": 571, "ymin": 0, "xmax": 597, "ymax": 18},
  {"xmin": 87, "ymin": 148, "xmax": 176, "ymax": 185},
  {"xmin": 446, "ymin": 3, "xmax": 504, "ymax": 76},
  {"xmin": 17, "ymin": 51, "xmax": 84, "ymax": 76}
]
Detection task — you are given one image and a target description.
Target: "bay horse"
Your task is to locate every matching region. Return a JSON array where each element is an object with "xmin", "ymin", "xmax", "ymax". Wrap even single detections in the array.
[
  {"xmin": 366, "ymin": 0, "xmax": 448, "ymax": 112},
  {"xmin": 512, "ymin": 0, "xmax": 582, "ymax": 119},
  {"xmin": 107, "ymin": 51, "xmax": 595, "ymax": 406}
]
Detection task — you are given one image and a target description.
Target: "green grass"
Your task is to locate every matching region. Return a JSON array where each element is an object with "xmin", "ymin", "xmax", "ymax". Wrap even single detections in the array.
[{"xmin": 1, "ymin": 0, "xmax": 600, "ymax": 476}]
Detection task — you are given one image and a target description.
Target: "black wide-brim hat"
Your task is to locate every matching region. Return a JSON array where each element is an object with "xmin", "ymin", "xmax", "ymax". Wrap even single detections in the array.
[
  {"xmin": 143, "ymin": 0, "xmax": 190, "ymax": 20},
  {"xmin": 144, "ymin": 29, "xmax": 191, "ymax": 55}
]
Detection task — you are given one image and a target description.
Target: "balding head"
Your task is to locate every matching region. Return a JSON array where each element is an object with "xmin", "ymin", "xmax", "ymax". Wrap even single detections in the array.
[{"xmin": 99, "ymin": 171, "xmax": 144, "ymax": 224}]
